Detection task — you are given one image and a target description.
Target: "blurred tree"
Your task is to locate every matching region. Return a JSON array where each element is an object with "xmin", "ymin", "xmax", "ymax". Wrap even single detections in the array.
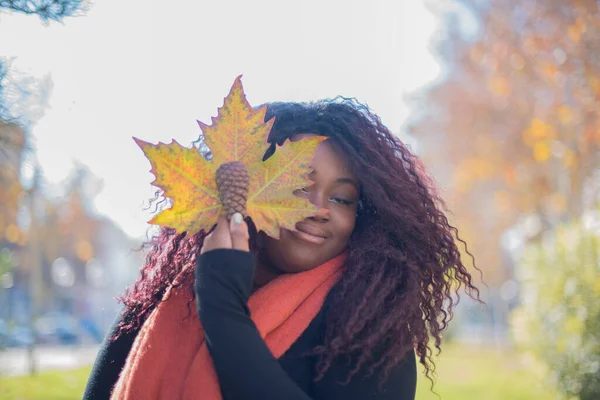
[
  {"xmin": 512, "ymin": 219, "xmax": 600, "ymax": 399},
  {"xmin": 0, "ymin": 0, "xmax": 86, "ymax": 22},
  {"xmin": 0, "ymin": 0, "xmax": 86, "ymax": 157},
  {"xmin": 33, "ymin": 165, "xmax": 102, "ymax": 292},
  {"xmin": 46, "ymin": 165, "xmax": 102, "ymax": 267},
  {"xmin": 0, "ymin": 0, "xmax": 88, "ymax": 252},
  {"xmin": 0, "ymin": 0, "xmax": 88, "ymax": 371},
  {"xmin": 0, "ymin": 122, "xmax": 25, "ymax": 248},
  {"xmin": 0, "ymin": 60, "xmax": 53, "ymax": 162},
  {"xmin": 408, "ymin": 0, "xmax": 600, "ymax": 283}
]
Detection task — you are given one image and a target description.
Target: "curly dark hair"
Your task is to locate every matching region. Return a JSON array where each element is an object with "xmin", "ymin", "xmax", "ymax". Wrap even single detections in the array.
[{"xmin": 117, "ymin": 97, "xmax": 482, "ymax": 389}]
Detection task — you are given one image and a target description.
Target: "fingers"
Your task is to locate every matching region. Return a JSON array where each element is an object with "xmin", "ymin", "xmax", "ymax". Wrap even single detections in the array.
[
  {"xmin": 201, "ymin": 214, "xmax": 232, "ymax": 254},
  {"xmin": 229, "ymin": 213, "xmax": 250, "ymax": 252}
]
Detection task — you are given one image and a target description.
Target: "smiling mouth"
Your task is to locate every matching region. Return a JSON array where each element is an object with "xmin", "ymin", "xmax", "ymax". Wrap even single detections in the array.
[{"xmin": 290, "ymin": 229, "xmax": 327, "ymax": 245}]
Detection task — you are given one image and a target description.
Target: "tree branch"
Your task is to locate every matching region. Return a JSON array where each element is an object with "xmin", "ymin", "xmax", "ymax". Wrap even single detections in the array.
[{"xmin": 0, "ymin": 0, "xmax": 88, "ymax": 22}]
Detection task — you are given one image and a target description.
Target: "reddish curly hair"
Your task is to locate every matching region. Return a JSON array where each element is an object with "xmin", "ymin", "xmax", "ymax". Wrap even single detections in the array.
[{"xmin": 117, "ymin": 98, "xmax": 482, "ymax": 389}]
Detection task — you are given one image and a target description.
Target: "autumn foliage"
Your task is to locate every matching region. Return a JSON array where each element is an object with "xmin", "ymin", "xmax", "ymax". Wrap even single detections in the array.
[
  {"xmin": 0, "ymin": 122, "xmax": 26, "ymax": 248},
  {"xmin": 408, "ymin": 0, "xmax": 600, "ymax": 282}
]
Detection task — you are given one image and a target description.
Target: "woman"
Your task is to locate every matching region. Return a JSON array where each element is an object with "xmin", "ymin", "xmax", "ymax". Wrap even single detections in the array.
[{"xmin": 83, "ymin": 99, "xmax": 481, "ymax": 399}]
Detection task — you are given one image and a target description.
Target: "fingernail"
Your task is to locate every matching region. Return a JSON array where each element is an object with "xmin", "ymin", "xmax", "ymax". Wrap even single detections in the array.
[{"xmin": 232, "ymin": 213, "xmax": 243, "ymax": 224}]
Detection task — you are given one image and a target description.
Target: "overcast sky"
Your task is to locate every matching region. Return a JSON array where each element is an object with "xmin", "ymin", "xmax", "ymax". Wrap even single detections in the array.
[{"xmin": 0, "ymin": 0, "xmax": 441, "ymax": 239}]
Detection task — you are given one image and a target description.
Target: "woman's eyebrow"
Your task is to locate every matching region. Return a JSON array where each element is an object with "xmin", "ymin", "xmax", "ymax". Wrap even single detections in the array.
[
  {"xmin": 336, "ymin": 177, "xmax": 360, "ymax": 190},
  {"xmin": 308, "ymin": 170, "xmax": 359, "ymax": 190}
]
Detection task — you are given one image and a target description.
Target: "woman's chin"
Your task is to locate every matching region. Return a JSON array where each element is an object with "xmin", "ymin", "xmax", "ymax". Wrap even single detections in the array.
[{"xmin": 266, "ymin": 230, "xmax": 327, "ymax": 273}]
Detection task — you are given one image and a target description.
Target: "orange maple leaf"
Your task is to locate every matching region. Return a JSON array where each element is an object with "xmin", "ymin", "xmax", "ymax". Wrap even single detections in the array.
[{"xmin": 135, "ymin": 76, "xmax": 324, "ymax": 238}]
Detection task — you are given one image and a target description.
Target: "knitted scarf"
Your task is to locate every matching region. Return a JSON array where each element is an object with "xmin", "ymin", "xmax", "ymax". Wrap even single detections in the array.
[{"xmin": 110, "ymin": 253, "xmax": 344, "ymax": 399}]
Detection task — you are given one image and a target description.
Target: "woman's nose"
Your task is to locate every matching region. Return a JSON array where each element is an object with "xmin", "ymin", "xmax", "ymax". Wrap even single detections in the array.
[
  {"xmin": 309, "ymin": 207, "xmax": 330, "ymax": 223},
  {"xmin": 308, "ymin": 193, "xmax": 330, "ymax": 222}
]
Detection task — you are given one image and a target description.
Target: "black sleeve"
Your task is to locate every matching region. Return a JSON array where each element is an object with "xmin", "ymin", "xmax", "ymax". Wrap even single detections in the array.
[
  {"xmin": 195, "ymin": 249, "xmax": 416, "ymax": 400},
  {"xmin": 196, "ymin": 249, "xmax": 311, "ymax": 400},
  {"xmin": 82, "ymin": 310, "xmax": 139, "ymax": 400}
]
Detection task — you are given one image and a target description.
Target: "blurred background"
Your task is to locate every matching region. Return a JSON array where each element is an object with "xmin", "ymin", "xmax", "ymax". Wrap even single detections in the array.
[{"xmin": 0, "ymin": 0, "xmax": 598, "ymax": 399}]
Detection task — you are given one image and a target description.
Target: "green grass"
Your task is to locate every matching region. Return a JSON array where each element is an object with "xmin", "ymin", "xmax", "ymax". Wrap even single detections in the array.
[
  {"xmin": 0, "ymin": 367, "xmax": 91, "ymax": 400},
  {"xmin": 415, "ymin": 344, "xmax": 559, "ymax": 400},
  {"xmin": 0, "ymin": 343, "xmax": 559, "ymax": 400}
]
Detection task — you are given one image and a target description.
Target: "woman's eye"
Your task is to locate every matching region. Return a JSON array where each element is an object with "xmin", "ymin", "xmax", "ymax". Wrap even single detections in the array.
[
  {"xmin": 295, "ymin": 188, "xmax": 353, "ymax": 206},
  {"xmin": 330, "ymin": 197, "xmax": 353, "ymax": 206}
]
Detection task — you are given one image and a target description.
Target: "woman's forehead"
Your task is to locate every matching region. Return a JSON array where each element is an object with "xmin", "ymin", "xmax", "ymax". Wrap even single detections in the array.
[{"xmin": 312, "ymin": 141, "xmax": 356, "ymax": 178}]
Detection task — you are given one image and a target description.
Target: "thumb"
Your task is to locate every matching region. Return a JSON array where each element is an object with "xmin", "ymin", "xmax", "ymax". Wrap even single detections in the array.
[{"xmin": 229, "ymin": 213, "xmax": 250, "ymax": 252}]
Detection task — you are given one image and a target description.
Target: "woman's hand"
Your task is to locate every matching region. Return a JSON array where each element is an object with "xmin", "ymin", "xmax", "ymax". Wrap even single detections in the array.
[{"xmin": 201, "ymin": 212, "xmax": 250, "ymax": 254}]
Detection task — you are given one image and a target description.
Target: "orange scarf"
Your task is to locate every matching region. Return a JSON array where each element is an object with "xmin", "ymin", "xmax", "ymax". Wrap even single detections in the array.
[{"xmin": 110, "ymin": 253, "xmax": 344, "ymax": 400}]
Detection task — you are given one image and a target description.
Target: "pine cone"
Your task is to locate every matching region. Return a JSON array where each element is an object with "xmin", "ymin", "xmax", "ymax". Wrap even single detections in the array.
[{"xmin": 215, "ymin": 161, "xmax": 250, "ymax": 219}]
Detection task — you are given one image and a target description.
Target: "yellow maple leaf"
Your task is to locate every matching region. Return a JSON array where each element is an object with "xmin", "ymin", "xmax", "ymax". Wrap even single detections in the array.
[
  {"xmin": 200, "ymin": 79, "xmax": 273, "ymax": 168},
  {"xmin": 134, "ymin": 137, "xmax": 221, "ymax": 236},
  {"xmin": 247, "ymin": 137, "xmax": 323, "ymax": 238},
  {"xmin": 135, "ymin": 76, "xmax": 324, "ymax": 238}
]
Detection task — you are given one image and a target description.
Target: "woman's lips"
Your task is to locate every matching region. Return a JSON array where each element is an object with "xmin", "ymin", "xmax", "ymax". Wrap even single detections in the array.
[{"xmin": 291, "ymin": 229, "xmax": 327, "ymax": 245}]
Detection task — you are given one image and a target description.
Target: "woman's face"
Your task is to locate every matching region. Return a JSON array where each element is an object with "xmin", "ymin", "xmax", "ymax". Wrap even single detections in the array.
[{"xmin": 263, "ymin": 136, "xmax": 359, "ymax": 274}]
